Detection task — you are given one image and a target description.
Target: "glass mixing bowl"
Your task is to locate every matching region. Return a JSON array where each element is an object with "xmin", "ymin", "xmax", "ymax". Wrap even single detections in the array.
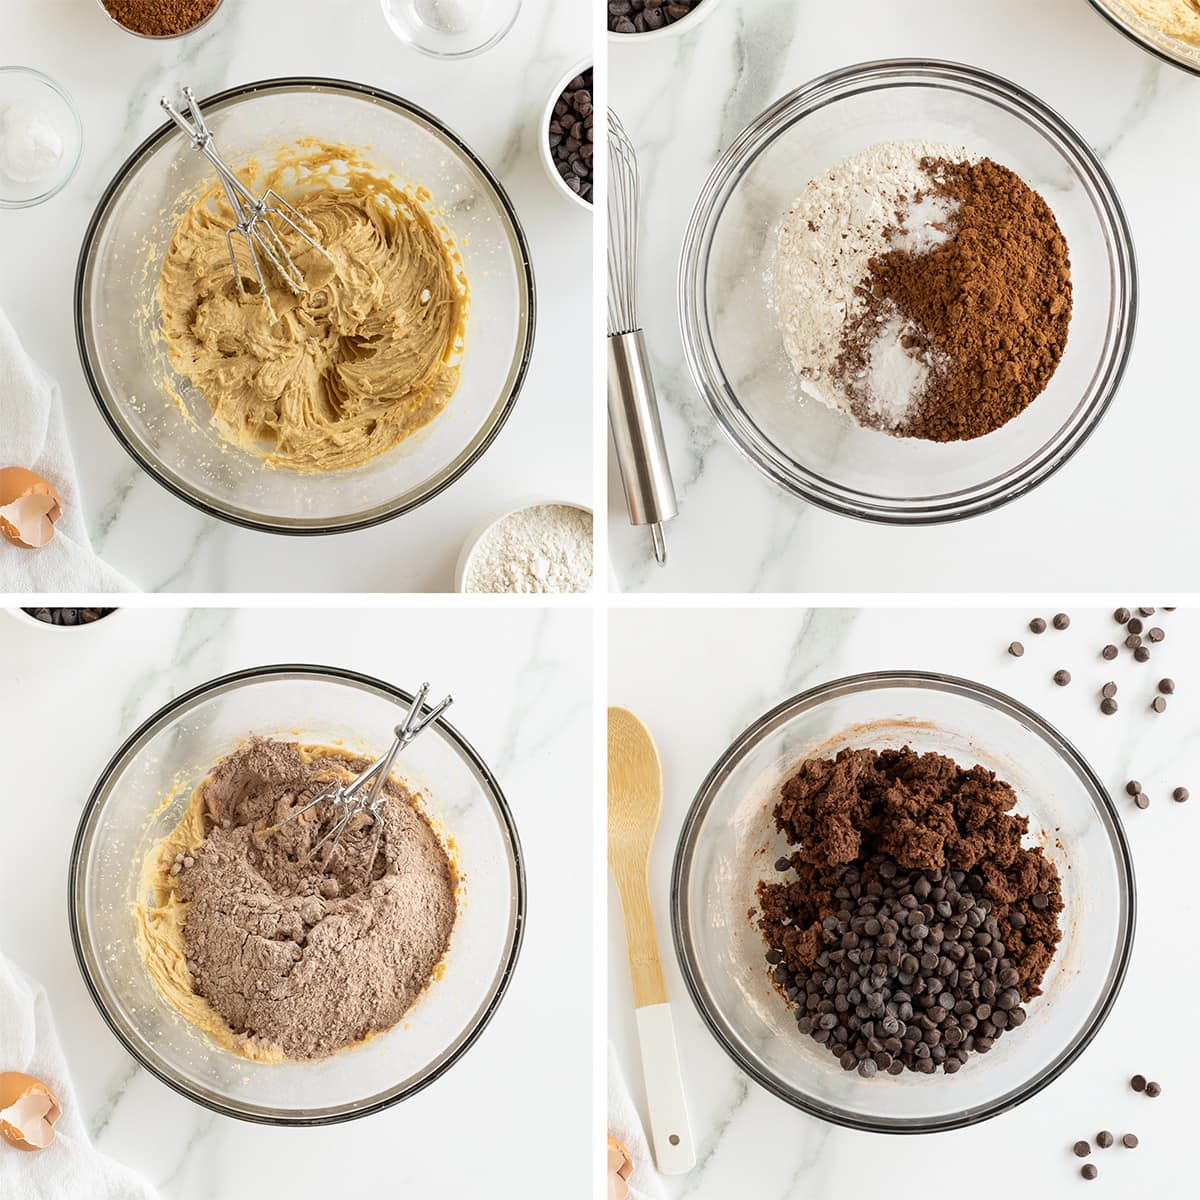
[
  {"xmin": 1088, "ymin": 0, "xmax": 1200, "ymax": 76},
  {"xmin": 671, "ymin": 672, "xmax": 1134, "ymax": 1133},
  {"xmin": 75, "ymin": 78, "xmax": 536, "ymax": 534},
  {"xmin": 679, "ymin": 60, "xmax": 1137, "ymax": 524},
  {"xmin": 69, "ymin": 665, "xmax": 525, "ymax": 1125}
]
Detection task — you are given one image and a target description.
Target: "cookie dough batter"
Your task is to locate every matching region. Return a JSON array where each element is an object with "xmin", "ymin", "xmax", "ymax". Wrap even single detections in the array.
[
  {"xmin": 157, "ymin": 143, "xmax": 467, "ymax": 472},
  {"xmin": 1120, "ymin": 0, "xmax": 1200, "ymax": 46},
  {"xmin": 134, "ymin": 738, "xmax": 457, "ymax": 1061}
]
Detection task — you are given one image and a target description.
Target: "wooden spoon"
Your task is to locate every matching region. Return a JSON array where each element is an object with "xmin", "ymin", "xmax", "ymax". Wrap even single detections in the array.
[{"xmin": 608, "ymin": 706, "xmax": 695, "ymax": 1175}]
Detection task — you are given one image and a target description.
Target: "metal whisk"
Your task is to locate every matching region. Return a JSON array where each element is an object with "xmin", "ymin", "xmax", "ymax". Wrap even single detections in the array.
[
  {"xmin": 607, "ymin": 109, "xmax": 678, "ymax": 567},
  {"xmin": 160, "ymin": 85, "xmax": 334, "ymax": 314},
  {"xmin": 262, "ymin": 682, "xmax": 453, "ymax": 877}
]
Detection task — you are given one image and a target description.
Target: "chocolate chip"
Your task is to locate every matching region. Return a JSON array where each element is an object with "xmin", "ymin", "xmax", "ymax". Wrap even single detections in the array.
[
  {"xmin": 775, "ymin": 857, "xmax": 791, "ymax": 872},
  {"xmin": 1102, "ymin": 682, "xmax": 1119, "ymax": 699},
  {"xmin": 1114, "ymin": 607, "xmax": 1131, "ymax": 623},
  {"xmin": 1126, "ymin": 780, "xmax": 1142, "ymax": 796},
  {"xmin": 1081, "ymin": 1164, "xmax": 1098, "ymax": 1180},
  {"xmin": 1131, "ymin": 1074, "xmax": 1146, "ymax": 1092},
  {"xmin": 1122, "ymin": 1133, "xmax": 1138, "ymax": 1148},
  {"xmin": 1101, "ymin": 644, "xmax": 1119, "ymax": 660},
  {"xmin": 1125, "ymin": 634, "xmax": 1142, "ymax": 649},
  {"xmin": 1053, "ymin": 669, "xmax": 1071, "ymax": 686},
  {"xmin": 608, "ymin": 0, "xmax": 707, "ymax": 34},
  {"xmin": 1152, "ymin": 697, "xmax": 1167, "ymax": 713},
  {"xmin": 21, "ymin": 607, "xmax": 117, "ymax": 626},
  {"xmin": 1008, "ymin": 641, "xmax": 1024, "ymax": 658},
  {"xmin": 1145, "ymin": 1081, "xmax": 1161, "ymax": 1097},
  {"xmin": 1126, "ymin": 617, "xmax": 1144, "ymax": 635},
  {"xmin": 1174, "ymin": 787, "xmax": 1189, "ymax": 803},
  {"xmin": 1101, "ymin": 698, "xmax": 1118, "ymax": 715},
  {"xmin": 1147, "ymin": 627, "xmax": 1165, "ymax": 643},
  {"xmin": 1096, "ymin": 1131, "xmax": 1114, "ymax": 1148},
  {"xmin": 1029, "ymin": 617, "xmax": 1047, "ymax": 634},
  {"xmin": 549, "ymin": 69, "xmax": 593, "ymax": 204},
  {"xmin": 1053, "ymin": 613, "xmax": 1070, "ymax": 630},
  {"xmin": 1134, "ymin": 645, "xmax": 1151, "ymax": 662},
  {"xmin": 1137, "ymin": 607, "xmax": 1155, "ymax": 616},
  {"xmin": 1159, "ymin": 678, "xmax": 1175, "ymax": 694},
  {"xmin": 1134, "ymin": 793, "xmax": 1150, "ymax": 810},
  {"xmin": 1073, "ymin": 1141, "xmax": 1091, "ymax": 1157}
]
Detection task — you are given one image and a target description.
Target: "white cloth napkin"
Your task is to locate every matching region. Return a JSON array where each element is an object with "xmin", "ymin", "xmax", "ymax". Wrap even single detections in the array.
[
  {"xmin": 608, "ymin": 1043, "xmax": 668, "ymax": 1200},
  {"xmin": 0, "ymin": 953, "xmax": 157, "ymax": 1200},
  {"xmin": 0, "ymin": 308, "xmax": 136, "ymax": 592}
]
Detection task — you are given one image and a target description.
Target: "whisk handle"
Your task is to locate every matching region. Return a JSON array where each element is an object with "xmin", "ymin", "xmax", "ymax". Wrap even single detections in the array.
[{"xmin": 608, "ymin": 330, "xmax": 679, "ymax": 533}]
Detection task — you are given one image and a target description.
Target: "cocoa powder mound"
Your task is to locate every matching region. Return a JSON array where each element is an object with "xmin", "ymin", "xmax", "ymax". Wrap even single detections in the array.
[
  {"xmin": 103, "ymin": 0, "xmax": 220, "ymax": 37},
  {"xmin": 756, "ymin": 746, "xmax": 1063, "ymax": 1000},
  {"xmin": 841, "ymin": 156, "xmax": 1072, "ymax": 442},
  {"xmin": 173, "ymin": 738, "xmax": 456, "ymax": 1060}
]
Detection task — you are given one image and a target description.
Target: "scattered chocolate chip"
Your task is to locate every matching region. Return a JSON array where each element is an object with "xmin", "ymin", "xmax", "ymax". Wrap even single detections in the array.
[
  {"xmin": 1125, "ymin": 634, "xmax": 1143, "ymax": 649},
  {"xmin": 1134, "ymin": 793, "xmax": 1150, "ymax": 810},
  {"xmin": 1114, "ymin": 607, "xmax": 1131, "ymax": 623},
  {"xmin": 1101, "ymin": 644, "xmax": 1119, "ymax": 660},
  {"xmin": 1174, "ymin": 787, "xmax": 1189, "ymax": 803},
  {"xmin": 1029, "ymin": 617, "xmax": 1047, "ymax": 634},
  {"xmin": 1147, "ymin": 627, "xmax": 1164, "ymax": 643},
  {"xmin": 1102, "ymin": 682, "xmax": 1119, "ymax": 699},
  {"xmin": 1137, "ymin": 607, "xmax": 1155, "ymax": 617},
  {"xmin": 1096, "ymin": 1131, "xmax": 1114, "ymax": 1149},
  {"xmin": 1126, "ymin": 617, "xmax": 1144, "ymax": 635},
  {"xmin": 1122, "ymin": 1134, "xmax": 1139, "ymax": 1148},
  {"xmin": 1126, "ymin": 780, "xmax": 1141, "ymax": 796},
  {"xmin": 1159, "ymin": 678, "xmax": 1175, "ymax": 694},
  {"xmin": 1145, "ymin": 1081, "xmax": 1161, "ymax": 1097},
  {"xmin": 1134, "ymin": 645, "xmax": 1151, "ymax": 662},
  {"xmin": 775, "ymin": 856, "xmax": 791, "ymax": 872},
  {"xmin": 1073, "ymin": 1141, "xmax": 1091, "ymax": 1158},
  {"xmin": 1054, "ymin": 669, "xmax": 1071, "ymax": 686},
  {"xmin": 1053, "ymin": 613, "xmax": 1070, "ymax": 630},
  {"xmin": 1081, "ymin": 1164, "xmax": 1098, "ymax": 1180},
  {"xmin": 1008, "ymin": 641, "xmax": 1024, "ymax": 658},
  {"xmin": 1131, "ymin": 1074, "xmax": 1146, "ymax": 1092},
  {"xmin": 1101, "ymin": 698, "xmax": 1118, "ymax": 715},
  {"xmin": 1152, "ymin": 697, "xmax": 1167, "ymax": 714}
]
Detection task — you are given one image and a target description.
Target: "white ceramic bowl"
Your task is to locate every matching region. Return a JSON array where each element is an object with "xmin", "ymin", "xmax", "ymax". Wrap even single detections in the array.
[
  {"xmin": 539, "ymin": 59, "xmax": 593, "ymax": 212},
  {"xmin": 455, "ymin": 497, "xmax": 593, "ymax": 592},
  {"xmin": 607, "ymin": 0, "xmax": 727, "ymax": 44},
  {"xmin": 3, "ymin": 607, "xmax": 126, "ymax": 635}
]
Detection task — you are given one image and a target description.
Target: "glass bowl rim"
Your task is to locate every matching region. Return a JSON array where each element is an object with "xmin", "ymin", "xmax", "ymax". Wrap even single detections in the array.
[
  {"xmin": 73, "ymin": 75, "xmax": 538, "ymax": 536},
  {"xmin": 1085, "ymin": 0, "xmax": 1200, "ymax": 77},
  {"xmin": 677, "ymin": 57, "xmax": 1139, "ymax": 526},
  {"xmin": 669, "ymin": 668, "xmax": 1136, "ymax": 1134},
  {"xmin": 68, "ymin": 662, "xmax": 527, "ymax": 1126},
  {"xmin": 0, "ymin": 65, "xmax": 84, "ymax": 209}
]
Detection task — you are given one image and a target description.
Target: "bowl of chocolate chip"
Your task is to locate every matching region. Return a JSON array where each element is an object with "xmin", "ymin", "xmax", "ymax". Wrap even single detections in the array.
[
  {"xmin": 541, "ymin": 61, "xmax": 593, "ymax": 208},
  {"xmin": 671, "ymin": 671, "xmax": 1134, "ymax": 1132},
  {"xmin": 608, "ymin": 0, "xmax": 725, "ymax": 40},
  {"xmin": 679, "ymin": 59, "xmax": 1137, "ymax": 524},
  {"xmin": 70, "ymin": 665, "xmax": 525, "ymax": 1124}
]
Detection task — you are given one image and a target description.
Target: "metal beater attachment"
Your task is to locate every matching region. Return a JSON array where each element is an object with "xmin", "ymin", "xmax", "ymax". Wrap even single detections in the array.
[
  {"xmin": 159, "ymin": 85, "xmax": 335, "ymax": 311},
  {"xmin": 264, "ymin": 683, "xmax": 453, "ymax": 877}
]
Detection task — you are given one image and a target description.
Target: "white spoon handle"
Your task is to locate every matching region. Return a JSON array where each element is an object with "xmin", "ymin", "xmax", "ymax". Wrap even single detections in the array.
[{"xmin": 634, "ymin": 1002, "xmax": 695, "ymax": 1174}]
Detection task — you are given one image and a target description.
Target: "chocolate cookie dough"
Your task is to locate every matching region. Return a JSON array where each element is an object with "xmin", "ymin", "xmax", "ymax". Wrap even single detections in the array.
[
  {"xmin": 135, "ymin": 738, "xmax": 456, "ymax": 1061},
  {"xmin": 756, "ymin": 746, "xmax": 1063, "ymax": 1076},
  {"xmin": 157, "ymin": 143, "xmax": 467, "ymax": 473}
]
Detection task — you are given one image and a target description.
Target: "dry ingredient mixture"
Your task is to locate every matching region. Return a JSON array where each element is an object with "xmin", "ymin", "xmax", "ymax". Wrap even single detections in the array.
[
  {"xmin": 102, "ymin": 0, "xmax": 221, "ymax": 36},
  {"xmin": 1119, "ymin": 0, "xmax": 1200, "ymax": 46},
  {"xmin": 465, "ymin": 503, "xmax": 593, "ymax": 594},
  {"xmin": 135, "ymin": 738, "xmax": 456, "ymax": 1061},
  {"xmin": 775, "ymin": 140, "xmax": 1071, "ymax": 441},
  {"xmin": 755, "ymin": 746, "xmax": 1063, "ymax": 1077},
  {"xmin": 158, "ymin": 143, "xmax": 467, "ymax": 472}
]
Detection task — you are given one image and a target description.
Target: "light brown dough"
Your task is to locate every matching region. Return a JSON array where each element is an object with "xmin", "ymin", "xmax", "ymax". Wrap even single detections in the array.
[{"xmin": 157, "ymin": 143, "xmax": 467, "ymax": 472}]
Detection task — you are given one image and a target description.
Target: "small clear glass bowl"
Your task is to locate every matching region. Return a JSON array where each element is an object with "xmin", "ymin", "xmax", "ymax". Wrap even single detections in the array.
[
  {"xmin": 0, "ymin": 67, "xmax": 83, "ymax": 209},
  {"xmin": 75, "ymin": 78, "xmax": 536, "ymax": 535},
  {"xmin": 671, "ymin": 672, "xmax": 1135, "ymax": 1133},
  {"xmin": 70, "ymin": 665, "xmax": 525, "ymax": 1125},
  {"xmin": 1088, "ymin": 0, "xmax": 1200, "ymax": 76},
  {"xmin": 679, "ymin": 60, "xmax": 1137, "ymax": 525}
]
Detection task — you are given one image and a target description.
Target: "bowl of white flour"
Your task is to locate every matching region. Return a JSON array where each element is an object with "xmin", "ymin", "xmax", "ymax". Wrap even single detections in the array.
[{"xmin": 455, "ymin": 499, "xmax": 594, "ymax": 593}]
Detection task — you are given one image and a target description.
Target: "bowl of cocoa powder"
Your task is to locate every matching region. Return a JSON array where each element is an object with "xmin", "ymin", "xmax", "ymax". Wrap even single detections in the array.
[
  {"xmin": 671, "ymin": 671, "xmax": 1134, "ymax": 1132},
  {"xmin": 69, "ymin": 665, "xmax": 525, "ymax": 1124},
  {"xmin": 97, "ymin": 0, "xmax": 226, "ymax": 39},
  {"xmin": 680, "ymin": 59, "xmax": 1137, "ymax": 525}
]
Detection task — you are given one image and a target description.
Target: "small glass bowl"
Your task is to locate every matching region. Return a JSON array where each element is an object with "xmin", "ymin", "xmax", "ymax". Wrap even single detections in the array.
[
  {"xmin": 94, "ymin": 0, "xmax": 226, "ymax": 39},
  {"xmin": 70, "ymin": 665, "xmax": 526, "ymax": 1125},
  {"xmin": 380, "ymin": 0, "xmax": 522, "ymax": 59},
  {"xmin": 75, "ymin": 78, "xmax": 536, "ymax": 535},
  {"xmin": 679, "ymin": 60, "xmax": 1137, "ymax": 525},
  {"xmin": 671, "ymin": 671, "xmax": 1135, "ymax": 1133},
  {"xmin": 1087, "ymin": 0, "xmax": 1200, "ymax": 76},
  {"xmin": 0, "ymin": 67, "xmax": 83, "ymax": 209}
]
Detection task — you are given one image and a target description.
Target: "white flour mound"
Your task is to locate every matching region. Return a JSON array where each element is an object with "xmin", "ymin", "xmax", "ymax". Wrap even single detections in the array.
[
  {"xmin": 774, "ymin": 139, "xmax": 976, "ymax": 431},
  {"xmin": 465, "ymin": 503, "xmax": 593, "ymax": 594}
]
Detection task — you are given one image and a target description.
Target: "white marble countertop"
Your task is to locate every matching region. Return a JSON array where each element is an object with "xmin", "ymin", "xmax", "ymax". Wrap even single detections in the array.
[
  {"xmin": 609, "ymin": 605, "xmax": 1198, "ymax": 1197},
  {"xmin": 0, "ymin": 0, "xmax": 591, "ymax": 592},
  {"xmin": 0, "ymin": 605, "xmax": 591, "ymax": 1197},
  {"xmin": 609, "ymin": 0, "xmax": 1200, "ymax": 593}
]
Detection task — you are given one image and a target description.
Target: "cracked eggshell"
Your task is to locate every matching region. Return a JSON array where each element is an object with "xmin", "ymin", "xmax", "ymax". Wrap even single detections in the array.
[
  {"xmin": 0, "ymin": 1071, "xmax": 62, "ymax": 1151},
  {"xmin": 0, "ymin": 466, "xmax": 62, "ymax": 549}
]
